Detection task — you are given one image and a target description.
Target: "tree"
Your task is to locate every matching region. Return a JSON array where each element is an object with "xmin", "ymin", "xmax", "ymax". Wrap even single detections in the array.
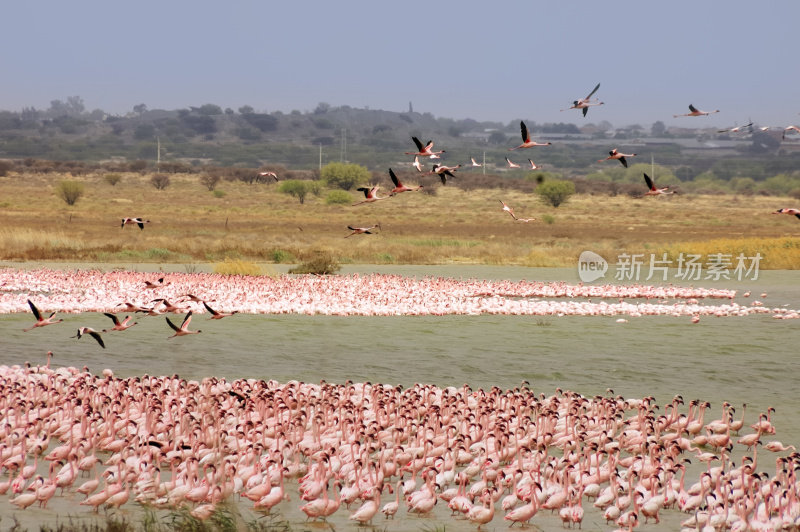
[
  {"xmin": 238, "ymin": 105, "xmax": 254, "ymax": 115},
  {"xmin": 535, "ymin": 179, "xmax": 575, "ymax": 207},
  {"xmin": 320, "ymin": 162, "xmax": 370, "ymax": 191},
  {"xmin": 651, "ymin": 121, "xmax": 666, "ymax": 137},
  {"xmin": 278, "ymin": 180, "xmax": 311, "ymax": 204},
  {"xmin": 55, "ymin": 180, "xmax": 85, "ymax": 205},
  {"xmin": 488, "ymin": 131, "xmax": 507, "ymax": 145},
  {"xmin": 133, "ymin": 103, "xmax": 148, "ymax": 114}
]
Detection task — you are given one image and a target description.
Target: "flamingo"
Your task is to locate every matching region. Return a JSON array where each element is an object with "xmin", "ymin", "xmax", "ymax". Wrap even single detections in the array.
[
  {"xmin": 772, "ymin": 208, "xmax": 800, "ymax": 220},
  {"xmin": 470, "ymin": 157, "xmax": 482, "ymax": 167},
  {"xmin": 500, "ymin": 200, "xmax": 518, "ymax": 220},
  {"xmin": 388, "ymin": 168, "xmax": 423, "ymax": 195},
  {"xmin": 432, "ymin": 164, "xmax": 461, "ymax": 185},
  {"xmin": 166, "ymin": 311, "xmax": 202, "ymax": 338},
  {"xmin": 643, "ymin": 173, "xmax": 674, "ymax": 196},
  {"xmin": 345, "ymin": 224, "xmax": 380, "ymax": 238},
  {"xmin": 405, "ymin": 136, "xmax": 445, "ymax": 157},
  {"xmin": 256, "ymin": 171, "xmax": 279, "ymax": 182},
  {"xmin": 781, "ymin": 125, "xmax": 800, "ymax": 140},
  {"xmin": 143, "ymin": 277, "xmax": 169, "ymax": 289},
  {"xmin": 528, "ymin": 158, "xmax": 540, "ymax": 170},
  {"xmin": 202, "ymin": 301, "xmax": 238, "ymax": 320},
  {"xmin": 505, "ymin": 157, "xmax": 521, "ymax": 169},
  {"xmin": 102, "ymin": 313, "xmax": 137, "ymax": 332},
  {"xmin": 717, "ymin": 122, "xmax": 752, "ymax": 134},
  {"xmin": 673, "ymin": 104, "xmax": 719, "ymax": 117},
  {"xmin": 599, "ymin": 148, "xmax": 636, "ymax": 168},
  {"xmin": 411, "ymin": 156, "xmax": 423, "ymax": 173},
  {"xmin": 121, "ymin": 217, "xmax": 150, "ymax": 230},
  {"xmin": 466, "ymin": 489, "xmax": 496, "ymax": 529},
  {"xmin": 562, "ymin": 82, "xmax": 604, "ymax": 116},
  {"xmin": 381, "ymin": 481, "xmax": 402, "ymax": 519},
  {"xmin": 509, "ymin": 121, "xmax": 551, "ymax": 150},
  {"xmin": 71, "ymin": 327, "xmax": 105, "ymax": 348},
  {"xmin": 352, "ymin": 185, "xmax": 387, "ymax": 206},
  {"xmin": 23, "ymin": 300, "xmax": 63, "ymax": 332}
]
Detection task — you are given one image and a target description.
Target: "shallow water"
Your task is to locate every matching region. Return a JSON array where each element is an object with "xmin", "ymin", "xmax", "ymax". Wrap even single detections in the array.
[{"xmin": 1, "ymin": 266, "xmax": 799, "ymax": 531}]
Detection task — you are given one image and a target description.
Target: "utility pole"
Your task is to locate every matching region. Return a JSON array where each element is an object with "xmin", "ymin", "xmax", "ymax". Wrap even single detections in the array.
[
  {"xmin": 156, "ymin": 137, "xmax": 161, "ymax": 170},
  {"xmin": 319, "ymin": 144, "xmax": 323, "ymax": 171},
  {"xmin": 483, "ymin": 151, "xmax": 486, "ymax": 175},
  {"xmin": 340, "ymin": 128, "xmax": 347, "ymax": 163}
]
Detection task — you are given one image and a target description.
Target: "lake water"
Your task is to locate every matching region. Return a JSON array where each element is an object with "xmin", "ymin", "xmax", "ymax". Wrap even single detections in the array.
[{"xmin": 1, "ymin": 266, "xmax": 799, "ymax": 531}]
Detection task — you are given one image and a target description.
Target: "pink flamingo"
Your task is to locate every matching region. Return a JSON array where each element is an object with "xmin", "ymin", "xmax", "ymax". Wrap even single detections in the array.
[
  {"xmin": 202, "ymin": 301, "xmax": 238, "ymax": 320},
  {"xmin": 432, "ymin": 163, "xmax": 461, "ymax": 185},
  {"xmin": 23, "ymin": 300, "xmax": 63, "ymax": 332},
  {"xmin": 562, "ymin": 82, "xmax": 604, "ymax": 116},
  {"xmin": 121, "ymin": 217, "xmax": 150, "ymax": 230},
  {"xmin": 102, "ymin": 313, "xmax": 137, "ymax": 332},
  {"xmin": 71, "ymin": 327, "xmax": 105, "ymax": 349},
  {"xmin": 388, "ymin": 168, "xmax": 423, "ymax": 195},
  {"xmin": 673, "ymin": 104, "xmax": 719, "ymax": 117},
  {"xmin": 404, "ymin": 136, "xmax": 445, "ymax": 157},
  {"xmin": 345, "ymin": 224, "xmax": 380, "ymax": 238},
  {"xmin": 166, "ymin": 311, "xmax": 202, "ymax": 338},
  {"xmin": 773, "ymin": 208, "xmax": 800, "ymax": 220},
  {"xmin": 352, "ymin": 185, "xmax": 387, "ymax": 206},
  {"xmin": 599, "ymin": 148, "xmax": 636, "ymax": 168},
  {"xmin": 509, "ymin": 121, "xmax": 551, "ymax": 150},
  {"xmin": 643, "ymin": 173, "xmax": 674, "ymax": 196}
]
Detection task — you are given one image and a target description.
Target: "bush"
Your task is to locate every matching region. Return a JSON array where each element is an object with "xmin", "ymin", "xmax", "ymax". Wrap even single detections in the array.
[
  {"xmin": 212, "ymin": 190, "xmax": 226, "ymax": 198},
  {"xmin": 325, "ymin": 190, "xmax": 353, "ymax": 205},
  {"xmin": 103, "ymin": 173, "xmax": 122, "ymax": 186},
  {"xmin": 289, "ymin": 252, "xmax": 341, "ymax": 275},
  {"xmin": 200, "ymin": 173, "xmax": 221, "ymax": 191},
  {"xmin": 535, "ymin": 179, "xmax": 575, "ymax": 208},
  {"xmin": 278, "ymin": 180, "xmax": 312, "ymax": 204},
  {"xmin": 150, "ymin": 173, "xmax": 171, "ymax": 190},
  {"xmin": 213, "ymin": 258, "xmax": 263, "ymax": 276},
  {"xmin": 0, "ymin": 160, "xmax": 13, "ymax": 177},
  {"xmin": 320, "ymin": 162, "xmax": 370, "ymax": 191},
  {"xmin": 270, "ymin": 249, "xmax": 295, "ymax": 263},
  {"xmin": 55, "ymin": 180, "xmax": 85, "ymax": 206}
]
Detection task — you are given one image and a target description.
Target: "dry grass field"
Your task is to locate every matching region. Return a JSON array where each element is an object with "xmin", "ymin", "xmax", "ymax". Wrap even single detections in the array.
[{"xmin": 1, "ymin": 170, "xmax": 799, "ymax": 268}]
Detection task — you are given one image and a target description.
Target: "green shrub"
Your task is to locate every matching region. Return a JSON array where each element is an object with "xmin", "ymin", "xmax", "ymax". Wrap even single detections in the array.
[
  {"xmin": 289, "ymin": 251, "xmax": 340, "ymax": 275},
  {"xmin": 278, "ymin": 180, "xmax": 312, "ymax": 204},
  {"xmin": 55, "ymin": 180, "xmax": 85, "ymax": 206},
  {"xmin": 270, "ymin": 249, "xmax": 295, "ymax": 263},
  {"xmin": 325, "ymin": 190, "xmax": 352, "ymax": 205},
  {"xmin": 320, "ymin": 162, "xmax": 370, "ymax": 190},
  {"xmin": 212, "ymin": 189, "xmax": 226, "ymax": 198},
  {"xmin": 535, "ymin": 179, "xmax": 575, "ymax": 208},
  {"xmin": 541, "ymin": 214, "xmax": 555, "ymax": 224}
]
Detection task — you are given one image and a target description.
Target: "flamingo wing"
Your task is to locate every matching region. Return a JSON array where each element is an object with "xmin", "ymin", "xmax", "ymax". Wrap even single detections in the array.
[
  {"xmin": 586, "ymin": 82, "xmax": 600, "ymax": 100},
  {"xmin": 411, "ymin": 136, "xmax": 424, "ymax": 152},
  {"xmin": 203, "ymin": 301, "xmax": 219, "ymax": 316},
  {"xmin": 643, "ymin": 173, "xmax": 656, "ymax": 191},
  {"xmin": 181, "ymin": 311, "xmax": 193, "ymax": 328},
  {"xmin": 619, "ymin": 157, "xmax": 628, "ymax": 168},
  {"xmin": 582, "ymin": 107, "xmax": 589, "ymax": 117},
  {"xmin": 104, "ymin": 313, "xmax": 121, "ymax": 326},
  {"xmin": 357, "ymin": 187, "xmax": 371, "ymax": 198},
  {"xmin": 389, "ymin": 168, "xmax": 400, "ymax": 187},
  {"xmin": 165, "ymin": 316, "xmax": 181, "ymax": 332},
  {"xmin": 88, "ymin": 331, "xmax": 105, "ymax": 349},
  {"xmin": 27, "ymin": 299, "xmax": 42, "ymax": 320},
  {"xmin": 520, "ymin": 121, "xmax": 530, "ymax": 143},
  {"xmin": 688, "ymin": 104, "xmax": 699, "ymax": 113}
]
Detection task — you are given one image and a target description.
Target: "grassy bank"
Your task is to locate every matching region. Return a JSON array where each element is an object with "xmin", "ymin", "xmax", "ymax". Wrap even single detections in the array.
[{"xmin": 1, "ymin": 170, "xmax": 798, "ymax": 268}]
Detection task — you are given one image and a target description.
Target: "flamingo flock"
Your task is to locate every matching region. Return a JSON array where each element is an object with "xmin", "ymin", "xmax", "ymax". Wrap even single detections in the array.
[{"xmin": 0, "ymin": 365, "xmax": 798, "ymax": 530}]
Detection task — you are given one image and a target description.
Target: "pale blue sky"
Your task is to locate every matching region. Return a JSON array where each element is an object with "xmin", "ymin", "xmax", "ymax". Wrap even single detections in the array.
[{"xmin": 3, "ymin": 1, "xmax": 798, "ymax": 128}]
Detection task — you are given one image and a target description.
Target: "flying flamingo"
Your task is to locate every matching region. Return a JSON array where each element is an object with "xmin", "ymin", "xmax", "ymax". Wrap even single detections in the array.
[
  {"xmin": 143, "ymin": 277, "xmax": 170, "ymax": 289},
  {"xmin": 717, "ymin": 122, "xmax": 752, "ymax": 134},
  {"xmin": 412, "ymin": 156, "xmax": 423, "ymax": 173},
  {"xmin": 23, "ymin": 300, "xmax": 63, "ymax": 332},
  {"xmin": 345, "ymin": 224, "xmax": 381, "ymax": 238},
  {"xmin": 505, "ymin": 157, "xmax": 521, "ymax": 169},
  {"xmin": 405, "ymin": 136, "xmax": 445, "ymax": 157},
  {"xmin": 599, "ymin": 148, "xmax": 636, "ymax": 168},
  {"xmin": 388, "ymin": 168, "xmax": 423, "ymax": 195},
  {"xmin": 782, "ymin": 126, "xmax": 800, "ymax": 140},
  {"xmin": 673, "ymin": 104, "xmax": 719, "ymax": 117},
  {"xmin": 352, "ymin": 185, "xmax": 387, "ymax": 206},
  {"xmin": 509, "ymin": 121, "xmax": 551, "ymax": 150},
  {"xmin": 256, "ymin": 171, "xmax": 279, "ymax": 182},
  {"xmin": 166, "ymin": 311, "xmax": 202, "ymax": 338},
  {"xmin": 102, "ymin": 313, "xmax": 137, "ymax": 332},
  {"xmin": 432, "ymin": 164, "xmax": 461, "ymax": 184},
  {"xmin": 71, "ymin": 327, "xmax": 105, "ymax": 349},
  {"xmin": 470, "ymin": 157, "xmax": 482, "ymax": 167},
  {"xmin": 528, "ymin": 159, "xmax": 540, "ymax": 170},
  {"xmin": 643, "ymin": 173, "xmax": 674, "ymax": 196},
  {"xmin": 772, "ymin": 208, "xmax": 800, "ymax": 220},
  {"xmin": 562, "ymin": 82, "xmax": 604, "ymax": 116},
  {"xmin": 121, "ymin": 217, "xmax": 150, "ymax": 230},
  {"xmin": 202, "ymin": 301, "xmax": 238, "ymax": 319}
]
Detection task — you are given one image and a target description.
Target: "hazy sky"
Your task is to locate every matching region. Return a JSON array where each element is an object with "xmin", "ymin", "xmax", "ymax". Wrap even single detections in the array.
[{"xmin": 3, "ymin": 1, "xmax": 799, "ymax": 129}]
